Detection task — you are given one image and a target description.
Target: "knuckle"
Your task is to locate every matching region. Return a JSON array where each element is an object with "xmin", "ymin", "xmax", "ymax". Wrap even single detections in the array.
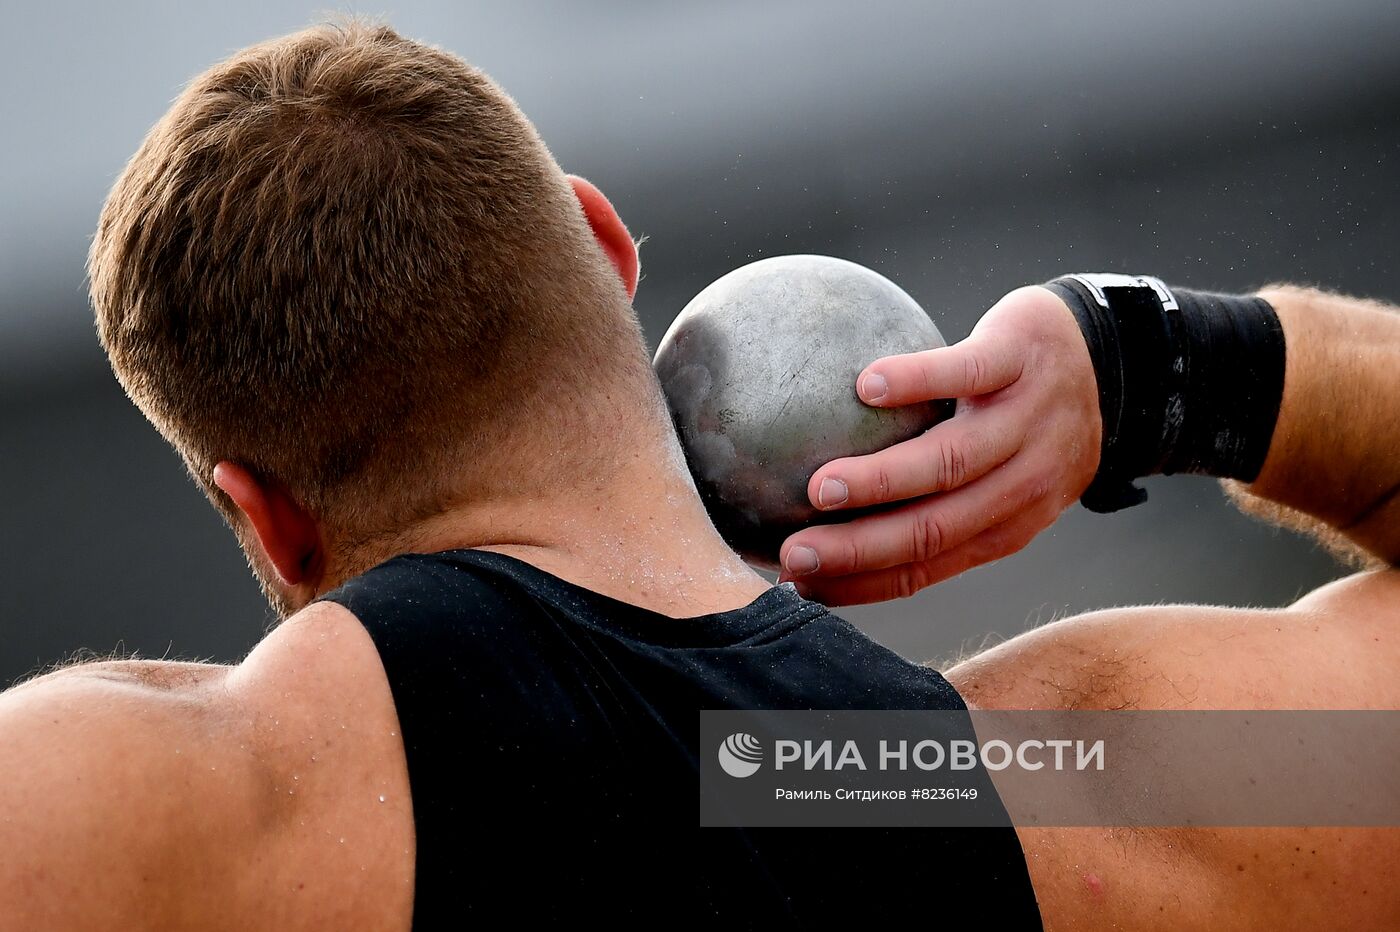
[
  {"xmin": 890, "ymin": 570, "xmax": 919, "ymax": 601},
  {"xmin": 871, "ymin": 463, "xmax": 894, "ymax": 502},
  {"xmin": 916, "ymin": 356, "xmax": 941, "ymax": 399},
  {"xmin": 893, "ymin": 562, "xmax": 936, "ymax": 600},
  {"xmin": 969, "ymin": 427, "xmax": 999, "ymax": 465},
  {"xmin": 836, "ymin": 532, "xmax": 865, "ymax": 574},
  {"xmin": 934, "ymin": 436, "xmax": 969, "ymax": 490},
  {"xmin": 963, "ymin": 351, "xmax": 986, "ymax": 394},
  {"xmin": 1017, "ymin": 473, "xmax": 1054, "ymax": 507},
  {"xmin": 908, "ymin": 510, "xmax": 948, "ymax": 563}
]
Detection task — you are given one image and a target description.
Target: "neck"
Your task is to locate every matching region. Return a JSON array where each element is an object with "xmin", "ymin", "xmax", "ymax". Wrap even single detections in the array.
[{"xmin": 321, "ymin": 423, "xmax": 771, "ymax": 618}]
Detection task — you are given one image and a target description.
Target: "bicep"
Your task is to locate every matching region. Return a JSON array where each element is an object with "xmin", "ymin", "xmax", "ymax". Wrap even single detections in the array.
[{"xmin": 0, "ymin": 667, "xmax": 266, "ymax": 930}]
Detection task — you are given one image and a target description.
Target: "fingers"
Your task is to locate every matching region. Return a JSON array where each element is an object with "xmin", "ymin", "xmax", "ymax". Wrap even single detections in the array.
[
  {"xmin": 807, "ymin": 403, "xmax": 1025, "ymax": 511},
  {"xmin": 858, "ymin": 335, "xmax": 1024, "ymax": 407},
  {"xmin": 780, "ymin": 456, "xmax": 1052, "ymax": 580},
  {"xmin": 789, "ymin": 509, "xmax": 1050, "ymax": 607}
]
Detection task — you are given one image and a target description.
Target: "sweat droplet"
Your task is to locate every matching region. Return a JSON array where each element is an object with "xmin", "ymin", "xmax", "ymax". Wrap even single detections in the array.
[{"xmin": 378, "ymin": 795, "xmax": 386, "ymax": 803}]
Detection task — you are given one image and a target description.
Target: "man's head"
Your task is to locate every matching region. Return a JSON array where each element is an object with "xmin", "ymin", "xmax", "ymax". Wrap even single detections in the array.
[{"xmin": 90, "ymin": 21, "xmax": 654, "ymax": 613}]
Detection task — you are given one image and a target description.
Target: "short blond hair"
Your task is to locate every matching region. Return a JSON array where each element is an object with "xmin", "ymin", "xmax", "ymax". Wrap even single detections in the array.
[{"xmin": 91, "ymin": 20, "xmax": 639, "ymax": 541}]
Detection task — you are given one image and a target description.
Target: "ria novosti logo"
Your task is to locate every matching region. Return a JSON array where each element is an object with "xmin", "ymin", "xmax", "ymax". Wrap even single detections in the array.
[
  {"xmin": 718, "ymin": 733, "xmax": 764, "ymax": 778},
  {"xmin": 714, "ymin": 732, "xmax": 1107, "ymax": 778}
]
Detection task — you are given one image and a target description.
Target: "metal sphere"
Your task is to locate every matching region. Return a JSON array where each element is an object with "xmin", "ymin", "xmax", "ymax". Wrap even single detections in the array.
[{"xmin": 654, "ymin": 254, "xmax": 953, "ymax": 569}]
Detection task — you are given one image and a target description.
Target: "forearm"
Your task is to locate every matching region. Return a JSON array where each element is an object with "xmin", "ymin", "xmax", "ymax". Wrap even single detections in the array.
[{"xmin": 1231, "ymin": 286, "xmax": 1400, "ymax": 563}]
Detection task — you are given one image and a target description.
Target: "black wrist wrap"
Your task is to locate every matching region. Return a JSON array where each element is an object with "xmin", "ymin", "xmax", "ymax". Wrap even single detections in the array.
[{"xmin": 1044, "ymin": 274, "xmax": 1287, "ymax": 514}]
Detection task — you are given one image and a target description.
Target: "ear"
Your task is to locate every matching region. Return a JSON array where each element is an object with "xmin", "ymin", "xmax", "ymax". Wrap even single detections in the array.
[
  {"xmin": 568, "ymin": 174, "xmax": 639, "ymax": 300},
  {"xmin": 212, "ymin": 462, "xmax": 323, "ymax": 588}
]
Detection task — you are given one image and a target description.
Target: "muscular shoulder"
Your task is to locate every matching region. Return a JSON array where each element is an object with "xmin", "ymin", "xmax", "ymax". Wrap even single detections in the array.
[
  {"xmin": 947, "ymin": 568, "xmax": 1400, "ymax": 712},
  {"xmin": 0, "ymin": 654, "xmax": 255, "ymax": 928},
  {"xmin": 0, "ymin": 602, "xmax": 412, "ymax": 931}
]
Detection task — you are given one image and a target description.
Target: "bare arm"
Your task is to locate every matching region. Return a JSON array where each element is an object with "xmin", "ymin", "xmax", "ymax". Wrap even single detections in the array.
[
  {"xmin": 1226, "ymin": 286, "xmax": 1400, "ymax": 564},
  {"xmin": 931, "ymin": 286, "xmax": 1400, "ymax": 929},
  {"xmin": 939, "ymin": 287, "xmax": 1400, "ymax": 928},
  {"xmin": 783, "ymin": 282, "xmax": 1400, "ymax": 603}
]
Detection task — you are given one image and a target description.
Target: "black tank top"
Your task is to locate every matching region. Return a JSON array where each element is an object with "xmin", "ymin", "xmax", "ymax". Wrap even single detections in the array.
[{"xmin": 322, "ymin": 549, "xmax": 1041, "ymax": 929}]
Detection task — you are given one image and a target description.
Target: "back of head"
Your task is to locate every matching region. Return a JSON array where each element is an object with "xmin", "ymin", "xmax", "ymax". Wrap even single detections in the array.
[{"xmin": 90, "ymin": 20, "xmax": 649, "ymax": 553}]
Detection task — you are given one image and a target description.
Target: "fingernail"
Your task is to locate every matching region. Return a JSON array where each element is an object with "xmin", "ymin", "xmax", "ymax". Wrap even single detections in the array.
[
  {"xmin": 860, "ymin": 372, "xmax": 888, "ymax": 402},
  {"xmin": 784, "ymin": 545, "xmax": 820, "ymax": 577},
  {"xmin": 817, "ymin": 477, "xmax": 848, "ymax": 508}
]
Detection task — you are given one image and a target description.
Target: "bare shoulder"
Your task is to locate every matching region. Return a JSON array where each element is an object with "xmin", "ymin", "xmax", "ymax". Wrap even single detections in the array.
[
  {"xmin": 947, "ymin": 568, "xmax": 1400, "ymax": 712},
  {"xmin": 945, "ymin": 569, "xmax": 1400, "ymax": 931},
  {"xmin": 0, "ymin": 602, "xmax": 412, "ymax": 932},
  {"xmin": 227, "ymin": 600, "xmax": 415, "ymax": 930}
]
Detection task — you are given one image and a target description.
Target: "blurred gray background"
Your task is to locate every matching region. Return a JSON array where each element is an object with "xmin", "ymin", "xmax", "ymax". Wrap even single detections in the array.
[{"xmin": 3, "ymin": 0, "xmax": 1398, "ymax": 686}]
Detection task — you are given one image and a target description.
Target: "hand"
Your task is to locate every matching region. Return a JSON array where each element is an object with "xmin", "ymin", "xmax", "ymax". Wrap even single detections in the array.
[{"xmin": 777, "ymin": 286, "xmax": 1101, "ymax": 605}]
